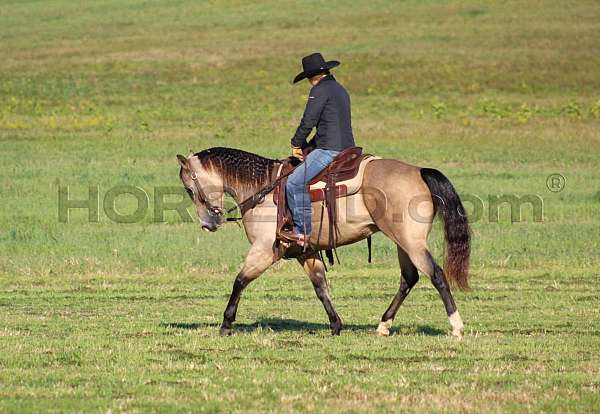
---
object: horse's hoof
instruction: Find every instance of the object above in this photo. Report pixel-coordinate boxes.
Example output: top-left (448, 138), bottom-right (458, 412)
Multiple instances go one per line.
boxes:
top-left (451, 329), bottom-right (463, 340)
top-left (376, 327), bottom-right (389, 336)
top-left (219, 327), bottom-right (233, 336)
top-left (376, 320), bottom-right (392, 336)
top-left (331, 323), bottom-right (342, 336)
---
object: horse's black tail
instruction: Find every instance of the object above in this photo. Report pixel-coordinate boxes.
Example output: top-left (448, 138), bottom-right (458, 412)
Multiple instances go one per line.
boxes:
top-left (420, 168), bottom-right (471, 290)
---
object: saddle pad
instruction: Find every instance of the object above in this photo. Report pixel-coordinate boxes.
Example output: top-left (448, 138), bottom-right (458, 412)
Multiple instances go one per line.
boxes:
top-left (308, 155), bottom-right (380, 202)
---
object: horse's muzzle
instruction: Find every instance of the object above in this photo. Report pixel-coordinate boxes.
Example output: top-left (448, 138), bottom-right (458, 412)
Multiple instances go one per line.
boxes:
top-left (201, 221), bottom-right (219, 232)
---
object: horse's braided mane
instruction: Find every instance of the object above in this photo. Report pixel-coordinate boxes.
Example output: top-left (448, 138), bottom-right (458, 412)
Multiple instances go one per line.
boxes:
top-left (195, 147), bottom-right (279, 190)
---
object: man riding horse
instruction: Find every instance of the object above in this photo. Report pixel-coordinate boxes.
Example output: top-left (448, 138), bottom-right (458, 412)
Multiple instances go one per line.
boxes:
top-left (282, 53), bottom-right (356, 246)
top-left (176, 53), bottom-right (470, 338)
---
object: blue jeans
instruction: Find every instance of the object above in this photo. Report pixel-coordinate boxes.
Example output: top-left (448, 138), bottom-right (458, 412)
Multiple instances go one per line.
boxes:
top-left (286, 148), bottom-right (340, 235)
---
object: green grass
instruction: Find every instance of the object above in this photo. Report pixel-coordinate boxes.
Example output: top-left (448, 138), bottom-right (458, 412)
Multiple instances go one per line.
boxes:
top-left (1, 0), bottom-right (600, 412)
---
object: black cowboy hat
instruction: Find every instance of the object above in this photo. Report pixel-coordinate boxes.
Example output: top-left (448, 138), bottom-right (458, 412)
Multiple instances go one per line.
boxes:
top-left (293, 52), bottom-right (340, 84)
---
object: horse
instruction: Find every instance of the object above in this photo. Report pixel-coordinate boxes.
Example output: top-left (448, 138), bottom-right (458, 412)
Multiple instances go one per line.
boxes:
top-left (176, 147), bottom-right (471, 338)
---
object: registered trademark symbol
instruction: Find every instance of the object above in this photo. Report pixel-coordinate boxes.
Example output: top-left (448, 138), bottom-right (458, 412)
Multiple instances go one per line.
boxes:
top-left (546, 173), bottom-right (566, 192)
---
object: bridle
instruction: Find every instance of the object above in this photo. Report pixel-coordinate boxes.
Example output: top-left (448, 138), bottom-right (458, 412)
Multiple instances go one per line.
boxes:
top-left (189, 169), bottom-right (225, 218)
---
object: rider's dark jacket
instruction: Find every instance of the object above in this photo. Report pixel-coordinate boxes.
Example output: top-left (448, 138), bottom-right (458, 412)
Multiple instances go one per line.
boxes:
top-left (291, 75), bottom-right (355, 151)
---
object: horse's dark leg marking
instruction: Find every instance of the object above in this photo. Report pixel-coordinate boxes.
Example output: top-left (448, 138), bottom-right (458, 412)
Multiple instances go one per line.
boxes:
top-left (430, 262), bottom-right (457, 315)
top-left (377, 247), bottom-right (419, 336)
top-left (220, 245), bottom-right (273, 336)
top-left (313, 278), bottom-right (342, 335)
top-left (299, 256), bottom-right (342, 335)
top-left (220, 274), bottom-right (252, 336)
top-left (427, 251), bottom-right (463, 338)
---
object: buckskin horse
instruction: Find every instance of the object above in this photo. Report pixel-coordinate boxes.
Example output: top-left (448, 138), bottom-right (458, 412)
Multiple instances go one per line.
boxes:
top-left (177, 147), bottom-right (470, 338)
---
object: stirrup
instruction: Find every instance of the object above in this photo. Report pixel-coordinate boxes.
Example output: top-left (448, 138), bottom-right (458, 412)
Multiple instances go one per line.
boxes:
top-left (278, 230), bottom-right (309, 248)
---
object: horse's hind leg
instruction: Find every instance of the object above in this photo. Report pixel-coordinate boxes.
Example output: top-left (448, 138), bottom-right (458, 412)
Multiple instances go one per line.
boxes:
top-left (376, 246), bottom-right (419, 336)
top-left (371, 218), bottom-right (463, 338)
top-left (408, 249), bottom-right (464, 339)
top-left (298, 254), bottom-right (342, 335)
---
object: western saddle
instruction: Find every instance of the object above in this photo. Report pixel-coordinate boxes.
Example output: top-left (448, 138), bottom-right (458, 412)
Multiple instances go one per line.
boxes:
top-left (273, 145), bottom-right (373, 262)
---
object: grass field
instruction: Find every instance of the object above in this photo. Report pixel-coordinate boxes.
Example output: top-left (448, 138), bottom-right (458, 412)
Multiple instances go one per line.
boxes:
top-left (1, 0), bottom-right (600, 412)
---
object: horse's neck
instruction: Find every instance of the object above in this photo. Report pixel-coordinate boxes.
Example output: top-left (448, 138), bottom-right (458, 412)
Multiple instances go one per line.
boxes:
top-left (220, 160), bottom-right (281, 205)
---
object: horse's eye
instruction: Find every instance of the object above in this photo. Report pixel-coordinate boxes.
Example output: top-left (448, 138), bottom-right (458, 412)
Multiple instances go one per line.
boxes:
top-left (185, 188), bottom-right (194, 199)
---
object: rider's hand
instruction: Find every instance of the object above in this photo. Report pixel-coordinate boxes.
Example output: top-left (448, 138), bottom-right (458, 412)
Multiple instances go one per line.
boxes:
top-left (292, 146), bottom-right (304, 161)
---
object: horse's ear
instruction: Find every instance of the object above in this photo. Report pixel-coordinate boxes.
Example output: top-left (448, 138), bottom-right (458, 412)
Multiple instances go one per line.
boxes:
top-left (176, 154), bottom-right (189, 170)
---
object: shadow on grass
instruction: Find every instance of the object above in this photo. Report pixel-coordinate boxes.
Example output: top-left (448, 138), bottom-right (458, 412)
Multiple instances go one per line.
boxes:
top-left (161, 319), bottom-right (446, 336)
top-left (415, 325), bottom-right (446, 336)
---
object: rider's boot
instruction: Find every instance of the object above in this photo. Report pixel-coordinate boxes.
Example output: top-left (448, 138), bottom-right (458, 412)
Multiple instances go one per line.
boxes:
top-left (278, 229), bottom-right (309, 248)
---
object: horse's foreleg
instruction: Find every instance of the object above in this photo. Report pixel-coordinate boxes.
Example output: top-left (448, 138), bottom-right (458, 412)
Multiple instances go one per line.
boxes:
top-left (377, 246), bottom-right (419, 336)
top-left (220, 245), bottom-right (274, 336)
top-left (298, 255), bottom-right (342, 335)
